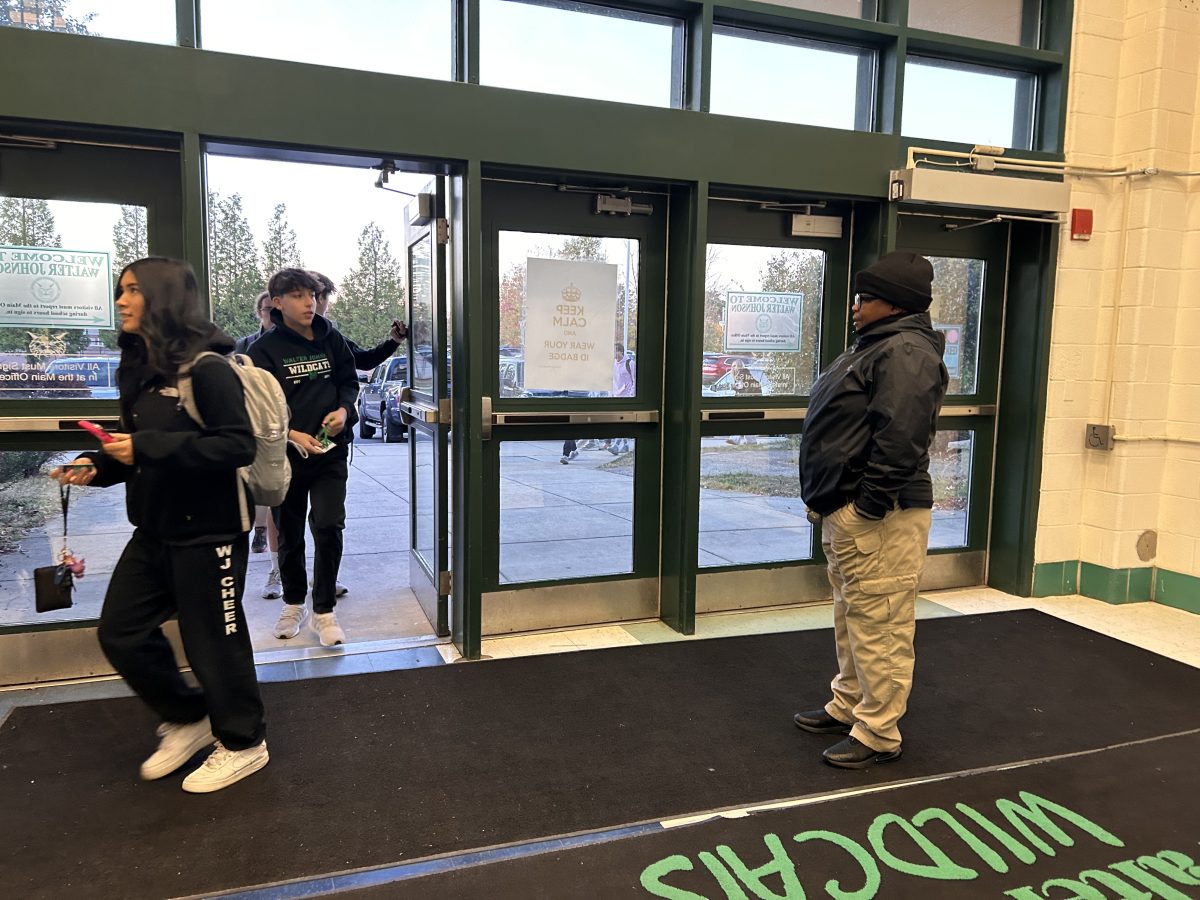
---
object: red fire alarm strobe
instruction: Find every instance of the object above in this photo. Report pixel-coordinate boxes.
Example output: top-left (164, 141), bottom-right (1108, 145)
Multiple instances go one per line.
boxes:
top-left (1070, 208), bottom-right (1093, 241)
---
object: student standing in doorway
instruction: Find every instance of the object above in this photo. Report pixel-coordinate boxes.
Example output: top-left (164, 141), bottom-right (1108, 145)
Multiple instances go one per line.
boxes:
top-left (249, 269), bottom-right (360, 647)
top-left (51, 257), bottom-right (267, 793)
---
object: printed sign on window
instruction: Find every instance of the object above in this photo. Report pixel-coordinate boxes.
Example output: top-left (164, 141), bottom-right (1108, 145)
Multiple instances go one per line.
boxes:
top-left (524, 257), bottom-right (618, 392)
top-left (0, 245), bottom-right (114, 329)
top-left (724, 291), bottom-right (803, 352)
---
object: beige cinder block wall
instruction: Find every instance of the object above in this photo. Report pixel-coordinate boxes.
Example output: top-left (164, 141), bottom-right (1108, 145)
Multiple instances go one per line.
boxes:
top-left (1037, 0), bottom-right (1200, 593)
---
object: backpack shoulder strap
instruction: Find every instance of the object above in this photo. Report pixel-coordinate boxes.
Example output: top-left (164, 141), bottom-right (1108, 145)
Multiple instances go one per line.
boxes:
top-left (176, 351), bottom-right (229, 428)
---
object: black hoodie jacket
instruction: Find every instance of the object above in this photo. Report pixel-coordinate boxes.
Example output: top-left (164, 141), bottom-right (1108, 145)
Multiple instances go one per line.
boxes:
top-left (798, 312), bottom-right (949, 519)
top-left (82, 330), bottom-right (255, 542)
top-left (247, 310), bottom-right (359, 458)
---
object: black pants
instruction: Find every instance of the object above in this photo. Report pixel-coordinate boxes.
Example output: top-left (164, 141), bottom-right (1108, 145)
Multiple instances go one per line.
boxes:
top-left (274, 452), bottom-right (348, 613)
top-left (98, 530), bottom-right (265, 750)
top-left (562, 439), bottom-right (577, 456)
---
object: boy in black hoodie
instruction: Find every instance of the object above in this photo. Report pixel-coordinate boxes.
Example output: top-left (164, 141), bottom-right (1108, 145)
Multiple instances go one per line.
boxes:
top-left (248, 268), bottom-right (360, 647)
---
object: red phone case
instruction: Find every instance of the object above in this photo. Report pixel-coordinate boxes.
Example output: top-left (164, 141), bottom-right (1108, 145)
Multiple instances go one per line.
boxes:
top-left (78, 420), bottom-right (115, 443)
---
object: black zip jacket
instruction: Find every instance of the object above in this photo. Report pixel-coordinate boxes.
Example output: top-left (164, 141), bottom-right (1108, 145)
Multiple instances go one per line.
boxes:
top-left (798, 312), bottom-right (949, 519)
top-left (344, 335), bottom-right (400, 372)
top-left (82, 331), bottom-right (255, 542)
top-left (247, 311), bottom-right (359, 456)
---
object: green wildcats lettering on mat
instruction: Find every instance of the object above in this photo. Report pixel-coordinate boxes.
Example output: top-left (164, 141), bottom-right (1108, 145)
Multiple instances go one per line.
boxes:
top-left (638, 790), bottom-right (1200, 899)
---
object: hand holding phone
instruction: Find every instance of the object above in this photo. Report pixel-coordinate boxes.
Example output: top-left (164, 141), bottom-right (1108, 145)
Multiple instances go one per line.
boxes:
top-left (78, 420), bottom-right (115, 443)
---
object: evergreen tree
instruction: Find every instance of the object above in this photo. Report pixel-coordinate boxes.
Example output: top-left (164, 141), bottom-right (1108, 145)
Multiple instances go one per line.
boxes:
top-left (261, 202), bottom-right (302, 276)
top-left (206, 191), bottom-right (264, 340)
top-left (99, 206), bottom-right (149, 349)
top-left (0, 197), bottom-right (60, 248)
top-left (335, 223), bottom-right (405, 350)
top-left (111, 205), bottom-right (148, 269)
top-left (0, 198), bottom-right (87, 354)
top-left (3, 0), bottom-right (93, 33)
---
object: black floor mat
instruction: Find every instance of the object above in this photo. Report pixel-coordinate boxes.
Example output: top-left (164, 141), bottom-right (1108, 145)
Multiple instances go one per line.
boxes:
top-left (2, 610), bottom-right (1198, 899)
top-left (388, 730), bottom-right (1200, 899)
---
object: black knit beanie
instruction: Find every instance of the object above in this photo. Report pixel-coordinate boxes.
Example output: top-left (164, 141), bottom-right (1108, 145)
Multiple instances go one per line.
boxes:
top-left (853, 251), bottom-right (934, 313)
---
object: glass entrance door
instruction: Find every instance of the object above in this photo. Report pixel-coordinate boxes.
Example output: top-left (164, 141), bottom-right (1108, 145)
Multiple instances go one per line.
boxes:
top-left (480, 178), bottom-right (666, 635)
top-left (404, 179), bottom-right (451, 636)
top-left (696, 195), bottom-right (851, 611)
top-left (896, 212), bottom-right (1008, 588)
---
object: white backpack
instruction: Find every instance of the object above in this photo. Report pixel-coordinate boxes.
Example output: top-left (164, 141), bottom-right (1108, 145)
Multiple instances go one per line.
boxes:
top-left (177, 352), bottom-right (292, 530)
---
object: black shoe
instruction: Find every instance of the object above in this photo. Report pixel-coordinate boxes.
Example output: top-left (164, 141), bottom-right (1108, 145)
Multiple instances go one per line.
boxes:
top-left (793, 709), bottom-right (852, 735)
top-left (822, 735), bottom-right (901, 769)
top-left (250, 527), bottom-right (267, 554)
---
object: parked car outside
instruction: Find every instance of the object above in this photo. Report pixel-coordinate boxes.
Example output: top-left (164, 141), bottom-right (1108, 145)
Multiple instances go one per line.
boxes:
top-left (702, 353), bottom-right (754, 384)
top-left (358, 356), bottom-right (408, 442)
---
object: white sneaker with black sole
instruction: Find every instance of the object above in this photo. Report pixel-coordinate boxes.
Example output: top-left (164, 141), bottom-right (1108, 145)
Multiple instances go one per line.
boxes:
top-left (181, 741), bottom-right (269, 793)
top-left (273, 603), bottom-right (307, 639)
top-left (261, 568), bottom-right (282, 599)
top-left (313, 611), bottom-right (346, 646)
top-left (141, 717), bottom-right (215, 780)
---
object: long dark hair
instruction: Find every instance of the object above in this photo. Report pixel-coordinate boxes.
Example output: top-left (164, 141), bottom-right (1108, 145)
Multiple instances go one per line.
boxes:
top-left (116, 257), bottom-right (229, 377)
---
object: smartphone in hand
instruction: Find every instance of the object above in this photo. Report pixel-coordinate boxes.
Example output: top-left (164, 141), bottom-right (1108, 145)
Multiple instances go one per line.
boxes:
top-left (78, 420), bottom-right (115, 443)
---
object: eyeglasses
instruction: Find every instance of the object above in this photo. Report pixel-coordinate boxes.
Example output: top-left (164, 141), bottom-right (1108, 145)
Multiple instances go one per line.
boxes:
top-left (853, 294), bottom-right (881, 307)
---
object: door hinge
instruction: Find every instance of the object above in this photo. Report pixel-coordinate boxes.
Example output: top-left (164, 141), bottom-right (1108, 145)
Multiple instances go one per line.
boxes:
top-left (438, 570), bottom-right (452, 595)
top-left (436, 218), bottom-right (450, 245)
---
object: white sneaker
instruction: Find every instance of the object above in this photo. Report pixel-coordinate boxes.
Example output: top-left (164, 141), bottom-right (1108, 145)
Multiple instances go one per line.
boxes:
top-left (181, 741), bottom-right (269, 793)
top-left (274, 603), bottom-right (307, 639)
top-left (314, 611), bottom-right (346, 646)
top-left (335, 581), bottom-right (348, 598)
top-left (261, 568), bottom-right (282, 599)
top-left (141, 717), bottom-right (215, 780)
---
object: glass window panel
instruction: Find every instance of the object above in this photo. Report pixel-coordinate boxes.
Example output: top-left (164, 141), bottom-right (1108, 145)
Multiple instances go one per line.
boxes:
top-left (481, 0), bottom-right (681, 108)
top-left (903, 58), bottom-right (1032, 149)
top-left (497, 231), bottom-right (639, 399)
top-left (0, 198), bottom-right (135, 401)
top-left (413, 428), bottom-right (435, 566)
top-left (929, 429), bottom-right (973, 549)
top-left (927, 255), bottom-right (983, 395)
top-left (711, 29), bottom-right (871, 129)
top-left (702, 244), bottom-right (825, 397)
top-left (0, 449), bottom-right (134, 627)
top-left (409, 231), bottom-right (434, 395)
top-left (908, 0), bottom-right (1037, 47)
top-left (698, 434), bottom-right (813, 567)
top-left (499, 438), bottom-right (635, 584)
top-left (3, 0), bottom-right (175, 43)
top-left (754, 0), bottom-right (866, 16)
top-left (200, 0), bottom-right (453, 80)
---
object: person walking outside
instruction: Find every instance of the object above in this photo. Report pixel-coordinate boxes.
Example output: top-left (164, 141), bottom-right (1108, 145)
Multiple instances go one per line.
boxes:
top-left (51, 257), bottom-right (268, 793)
top-left (792, 251), bottom-right (948, 769)
top-left (608, 342), bottom-right (635, 454)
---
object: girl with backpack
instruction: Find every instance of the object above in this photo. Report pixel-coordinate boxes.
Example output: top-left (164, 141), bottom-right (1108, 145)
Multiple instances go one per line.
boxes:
top-left (51, 257), bottom-right (268, 793)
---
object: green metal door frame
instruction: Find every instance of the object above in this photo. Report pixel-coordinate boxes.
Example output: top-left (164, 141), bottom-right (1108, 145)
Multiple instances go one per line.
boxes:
top-left (895, 210), bottom-right (1013, 563)
top-left (476, 174), bottom-right (669, 622)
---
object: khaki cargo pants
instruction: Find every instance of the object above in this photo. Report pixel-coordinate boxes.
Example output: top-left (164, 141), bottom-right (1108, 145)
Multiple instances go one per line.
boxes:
top-left (821, 503), bottom-right (932, 753)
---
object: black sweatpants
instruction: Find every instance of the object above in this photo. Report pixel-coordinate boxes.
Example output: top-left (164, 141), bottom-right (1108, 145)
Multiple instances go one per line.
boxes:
top-left (98, 529), bottom-right (265, 750)
top-left (273, 451), bottom-right (348, 614)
